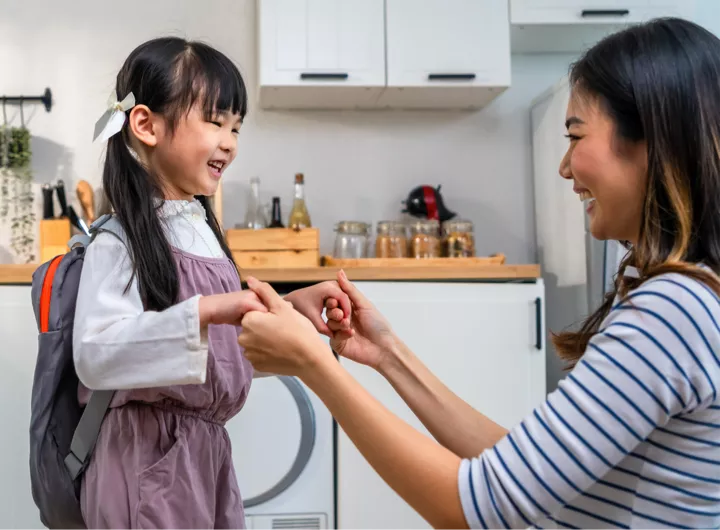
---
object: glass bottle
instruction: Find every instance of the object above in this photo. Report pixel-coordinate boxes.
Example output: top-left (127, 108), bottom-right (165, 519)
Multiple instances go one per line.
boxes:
top-left (288, 173), bottom-right (311, 230)
top-left (242, 176), bottom-right (267, 230)
top-left (269, 197), bottom-right (284, 228)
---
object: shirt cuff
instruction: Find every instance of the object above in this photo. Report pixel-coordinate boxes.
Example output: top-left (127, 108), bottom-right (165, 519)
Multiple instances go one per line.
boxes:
top-left (458, 458), bottom-right (482, 529)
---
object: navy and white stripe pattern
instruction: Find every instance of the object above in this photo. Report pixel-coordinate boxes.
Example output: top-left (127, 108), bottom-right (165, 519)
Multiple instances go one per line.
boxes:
top-left (459, 273), bottom-right (720, 528)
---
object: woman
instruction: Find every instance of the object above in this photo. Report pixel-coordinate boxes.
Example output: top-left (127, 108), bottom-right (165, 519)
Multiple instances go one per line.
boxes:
top-left (239, 17), bottom-right (720, 529)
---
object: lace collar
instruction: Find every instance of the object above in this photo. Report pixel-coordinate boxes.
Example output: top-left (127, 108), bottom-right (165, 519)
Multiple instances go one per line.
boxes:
top-left (154, 198), bottom-right (208, 220)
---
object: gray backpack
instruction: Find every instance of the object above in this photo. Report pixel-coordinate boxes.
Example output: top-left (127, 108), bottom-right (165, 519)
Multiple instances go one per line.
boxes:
top-left (29, 215), bottom-right (116, 529)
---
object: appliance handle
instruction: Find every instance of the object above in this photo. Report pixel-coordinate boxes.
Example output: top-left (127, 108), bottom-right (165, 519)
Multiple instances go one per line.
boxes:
top-left (581, 9), bottom-right (629, 17)
top-left (300, 72), bottom-right (349, 80)
top-left (428, 73), bottom-right (476, 81)
top-left (535, 297), bottom-right (542, 351)
top-left (242, 375), bottom-right (317, 508)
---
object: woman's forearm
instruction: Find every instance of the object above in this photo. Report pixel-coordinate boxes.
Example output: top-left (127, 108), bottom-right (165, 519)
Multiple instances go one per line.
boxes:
top-left (303, 356), bottom-right (467, 530)
top-left (379, 338), bottom-right (508, 459)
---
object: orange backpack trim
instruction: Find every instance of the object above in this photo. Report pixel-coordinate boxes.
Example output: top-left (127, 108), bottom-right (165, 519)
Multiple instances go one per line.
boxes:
top-left (40, 255), bottom-right (64, 333)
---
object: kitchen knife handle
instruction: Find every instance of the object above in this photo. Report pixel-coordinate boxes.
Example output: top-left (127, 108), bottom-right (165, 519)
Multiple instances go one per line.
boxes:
top-left (42, 184), bottom-right (54, 219)
top-left (56, 180), bottom-right (68, 218)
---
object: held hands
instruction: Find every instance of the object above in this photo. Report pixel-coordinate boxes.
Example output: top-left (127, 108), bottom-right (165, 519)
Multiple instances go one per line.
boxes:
top-left (324, 271), bottom-right (397, 371)
top-left (283, 281), bottom-right (352, 337)
top-left (199, 290), bottom-right (268, 327)
top-left (238, 277), bottom-right (333, 376)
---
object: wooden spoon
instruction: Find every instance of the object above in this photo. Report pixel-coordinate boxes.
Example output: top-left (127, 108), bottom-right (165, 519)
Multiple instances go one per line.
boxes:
top-left (76, 180), bottom-right (95, 224)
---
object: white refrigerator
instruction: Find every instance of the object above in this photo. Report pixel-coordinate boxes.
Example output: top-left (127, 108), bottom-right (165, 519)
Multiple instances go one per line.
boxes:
top-left (530, 77), bottom-right (625, 390)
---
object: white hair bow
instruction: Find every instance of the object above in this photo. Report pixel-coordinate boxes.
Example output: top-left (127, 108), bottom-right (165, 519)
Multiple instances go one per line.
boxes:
top-left (92, 91), bottom-right (136, 143)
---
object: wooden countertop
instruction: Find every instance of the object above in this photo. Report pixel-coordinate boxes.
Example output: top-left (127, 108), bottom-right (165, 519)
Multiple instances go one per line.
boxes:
top-left (0, 262), bottom-right (540, 285)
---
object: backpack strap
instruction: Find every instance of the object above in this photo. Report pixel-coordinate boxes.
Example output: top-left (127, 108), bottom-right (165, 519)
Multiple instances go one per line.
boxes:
top-left (64, 213), bottom-right (118, 480)
top-left (64, 390), bottom-right (114, 479)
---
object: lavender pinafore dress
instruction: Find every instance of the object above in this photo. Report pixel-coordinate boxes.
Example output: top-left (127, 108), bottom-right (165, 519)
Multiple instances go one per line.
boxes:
top-left (79, 249), bottom-right (253, 529)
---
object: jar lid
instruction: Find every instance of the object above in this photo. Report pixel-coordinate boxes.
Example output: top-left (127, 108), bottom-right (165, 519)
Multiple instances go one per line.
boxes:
top-left (335, 221), bottom-right (370, 234)
top-left (377, 221), bottom-right (407, 235)
top-left (442, 219), bottom-right (474, 233)
top-left (409, 219), bottom-right (440, 234)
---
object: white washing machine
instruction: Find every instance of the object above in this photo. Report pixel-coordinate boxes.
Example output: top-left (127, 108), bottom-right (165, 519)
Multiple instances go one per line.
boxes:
top-left (226, 371), bottom-right (335, 530)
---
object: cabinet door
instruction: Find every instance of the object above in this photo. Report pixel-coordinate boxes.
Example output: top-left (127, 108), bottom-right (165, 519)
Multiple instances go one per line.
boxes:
top-left (384, 0), bottom-right (510, 88)
top-left (337, 281), bottom-right (546, 529)
top-left (258, 0), bottom-right (385, 87)
top-left (511, 0), bottom-right (694, 25)
top-left (0, 286), bottom-right (43, 528)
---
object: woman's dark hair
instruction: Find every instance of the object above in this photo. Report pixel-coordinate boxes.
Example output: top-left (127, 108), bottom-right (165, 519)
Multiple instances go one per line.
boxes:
top-left (553, 17), bottom-right (720, 365)
top-left (103, 37), bottom-right (248, 311)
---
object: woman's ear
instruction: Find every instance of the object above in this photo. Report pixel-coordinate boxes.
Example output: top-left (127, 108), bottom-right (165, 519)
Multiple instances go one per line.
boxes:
top-left (127, 105), bottom-right (159, 148)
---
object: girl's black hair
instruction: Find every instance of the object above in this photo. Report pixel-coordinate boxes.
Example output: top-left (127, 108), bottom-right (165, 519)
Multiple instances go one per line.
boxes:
top-left (103, 37), bottom-right (248, 311)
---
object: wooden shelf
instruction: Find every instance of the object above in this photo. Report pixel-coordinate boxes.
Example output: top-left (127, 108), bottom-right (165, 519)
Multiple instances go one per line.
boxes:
top-left (0, 264), bottom-right (38, 284)
top-left (1, 262), bottom-right (540, 285)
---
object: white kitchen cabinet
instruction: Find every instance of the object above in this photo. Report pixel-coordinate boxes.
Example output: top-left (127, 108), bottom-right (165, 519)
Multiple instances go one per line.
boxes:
top-left (337, 280), bottom-right (546, 529)
top-left (510, 0), bottom-right (697, 52)
top-left (378, 0), bottom-right (511, 109)
top-left (0, 286), bottom-right (43, 529)
top-left (257, 0), bottom-right (386, 109)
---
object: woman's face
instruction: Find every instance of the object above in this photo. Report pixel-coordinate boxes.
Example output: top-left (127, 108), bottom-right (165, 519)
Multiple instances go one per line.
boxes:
top-left (559, 90), bottom-right (648, 244)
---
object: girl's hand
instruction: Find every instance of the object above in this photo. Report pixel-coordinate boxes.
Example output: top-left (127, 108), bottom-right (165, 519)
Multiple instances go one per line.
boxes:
top-left (239, 277), bottom-right (334, 376)
top-left (199, 291), bottom-right (268, 327)
top-left (284, 281), bottom-right (352, 337)
top-left (324, 271), bottom-right (397, 371)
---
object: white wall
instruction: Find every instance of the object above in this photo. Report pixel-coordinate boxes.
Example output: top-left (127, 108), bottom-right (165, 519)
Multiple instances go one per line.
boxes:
top-left (0, 0), bottom-right (576, 263)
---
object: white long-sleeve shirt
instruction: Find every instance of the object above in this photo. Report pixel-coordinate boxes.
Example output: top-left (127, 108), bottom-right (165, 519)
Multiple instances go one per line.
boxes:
top-left (459, 271), bottom-right (720, 528)
top-left (73, 199), bottom-right (229, 391)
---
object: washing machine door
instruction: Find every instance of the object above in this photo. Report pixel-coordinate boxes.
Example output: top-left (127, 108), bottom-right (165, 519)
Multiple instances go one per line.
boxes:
top-left (226, 375), bottom-right (316, 508)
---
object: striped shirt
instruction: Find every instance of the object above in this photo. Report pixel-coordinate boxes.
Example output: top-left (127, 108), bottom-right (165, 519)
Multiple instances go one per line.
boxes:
top-left (459, 272), bottom-right (720, 528)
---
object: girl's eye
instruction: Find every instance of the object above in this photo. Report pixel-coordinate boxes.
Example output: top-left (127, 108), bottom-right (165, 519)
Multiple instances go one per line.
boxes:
top-left (211, 121), bottom-right (222, 127)
top-left (232, 129), bottom-right (240, 135)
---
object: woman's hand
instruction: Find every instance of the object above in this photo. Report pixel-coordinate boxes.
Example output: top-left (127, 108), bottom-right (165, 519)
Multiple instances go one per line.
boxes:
top-left (324, 270), bottom-right (398, 370)
top-left (239, 277), bottom-right (334, 377)
top-left (199, 290), bottom-right (267, 327)
top-left (284, 281), bottom-right (352, 337)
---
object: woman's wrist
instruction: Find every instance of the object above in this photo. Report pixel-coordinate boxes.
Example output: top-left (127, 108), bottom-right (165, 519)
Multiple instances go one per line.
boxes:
top-left (377, 335), bottom-right (411, 378)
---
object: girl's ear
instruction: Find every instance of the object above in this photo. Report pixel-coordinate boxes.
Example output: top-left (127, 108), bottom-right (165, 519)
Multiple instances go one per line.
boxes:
top-left (127, 105), bottom-right (160, 147)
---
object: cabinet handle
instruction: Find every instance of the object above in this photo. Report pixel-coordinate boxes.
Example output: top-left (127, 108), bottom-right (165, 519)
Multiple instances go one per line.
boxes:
top-left (428, 73), bottom-right (476, 81)
top-left (581, 9), bottom-right (629, 17)
top-left (535, 297), bottom-right (542, 350)
top-left (300, 73), bottom-right (349, 80)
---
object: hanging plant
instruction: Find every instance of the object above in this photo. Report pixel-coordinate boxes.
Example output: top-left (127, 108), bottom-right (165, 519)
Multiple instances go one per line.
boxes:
top-left (0, 125), bottom-right (9, 220)
top-left (0, 126), bottom-right (35, 263)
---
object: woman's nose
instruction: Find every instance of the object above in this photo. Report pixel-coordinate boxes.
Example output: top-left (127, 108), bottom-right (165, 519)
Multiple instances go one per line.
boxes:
top-left (558, 148), bottom-right (572, 180)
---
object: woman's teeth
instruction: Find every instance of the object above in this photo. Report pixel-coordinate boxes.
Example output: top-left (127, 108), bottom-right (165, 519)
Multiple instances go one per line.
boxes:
top-left (578, 191), bottom-right (593, 201)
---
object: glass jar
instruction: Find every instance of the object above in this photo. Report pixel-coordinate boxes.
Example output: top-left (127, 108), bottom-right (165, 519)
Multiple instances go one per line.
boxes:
top-left (375, 221), bottom-right (408, 258)
top-left (409, 219), bottom-right (441, 258)
top-left (442, 219), bottom-right (475, 258)
top-left (333, 221), bottom-right (370, 259)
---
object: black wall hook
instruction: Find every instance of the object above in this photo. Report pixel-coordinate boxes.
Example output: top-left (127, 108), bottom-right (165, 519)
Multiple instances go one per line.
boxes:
top-left (0, 88), bottom-right (53, 112)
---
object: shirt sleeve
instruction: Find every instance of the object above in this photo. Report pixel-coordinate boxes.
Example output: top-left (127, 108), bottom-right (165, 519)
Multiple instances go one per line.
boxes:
top-left (73, 231), bottom-right (208, 390)
top-left (458, 274), bottom-right (719, 528)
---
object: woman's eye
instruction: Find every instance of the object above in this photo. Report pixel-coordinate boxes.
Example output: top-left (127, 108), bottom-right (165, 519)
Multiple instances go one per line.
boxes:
top-left (565, 134), bottom-right (580, 141)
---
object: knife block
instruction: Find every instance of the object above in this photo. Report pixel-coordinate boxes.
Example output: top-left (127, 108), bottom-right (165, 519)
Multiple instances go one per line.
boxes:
top-left (39, 218), bottom-right (71, 262)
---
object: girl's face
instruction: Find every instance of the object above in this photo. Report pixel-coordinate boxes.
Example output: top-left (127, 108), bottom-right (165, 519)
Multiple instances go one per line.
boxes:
top-left (558, 91), bottom-right (648, 244)
top-left (136, 103), bottom-right (242, 200)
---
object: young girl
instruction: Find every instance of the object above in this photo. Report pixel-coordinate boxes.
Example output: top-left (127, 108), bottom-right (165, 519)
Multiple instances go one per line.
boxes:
top-left (72, 37), bottom-right (349, 528)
